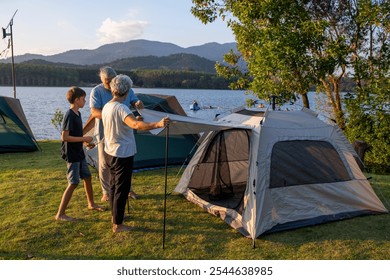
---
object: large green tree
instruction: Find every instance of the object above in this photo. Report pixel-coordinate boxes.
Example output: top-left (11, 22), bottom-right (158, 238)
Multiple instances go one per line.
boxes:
top-left (191, 0), bottom-right (388, 130)
top-left (192, 0), bottom-right (319, 109)
top-left (192, 0), bottom-right (389, 171)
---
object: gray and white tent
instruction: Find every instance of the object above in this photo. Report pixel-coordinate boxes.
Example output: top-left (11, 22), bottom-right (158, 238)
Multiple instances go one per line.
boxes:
top-left (142, 107), bottom-right (388, 240)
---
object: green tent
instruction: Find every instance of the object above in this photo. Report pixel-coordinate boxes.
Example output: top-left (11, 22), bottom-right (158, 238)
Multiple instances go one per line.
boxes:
top-left (133, 93), bottom-right (199, 168)
top-left (83, 93), bottom-right (199, 169)
top-left (0, 95), bottom-right (39, 153)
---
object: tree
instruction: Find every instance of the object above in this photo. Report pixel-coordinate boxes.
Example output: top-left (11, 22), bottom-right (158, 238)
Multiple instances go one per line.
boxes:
top-left (192, 0), bottom-right (319, 108)
top-left (192, 0), bottom-right (390, 172)
top-left (191, 0), bottom-right (388, 130)
top-left (344, 0), bottom-right (390, 173)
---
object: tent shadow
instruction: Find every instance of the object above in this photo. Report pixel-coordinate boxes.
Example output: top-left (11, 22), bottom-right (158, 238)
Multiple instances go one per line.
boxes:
top-left (259, 212), bottom-right (390, 245)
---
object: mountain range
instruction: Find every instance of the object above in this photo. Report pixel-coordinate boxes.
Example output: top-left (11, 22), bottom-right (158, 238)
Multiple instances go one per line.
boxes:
top-left (0, 39), bottom-right (237, 66)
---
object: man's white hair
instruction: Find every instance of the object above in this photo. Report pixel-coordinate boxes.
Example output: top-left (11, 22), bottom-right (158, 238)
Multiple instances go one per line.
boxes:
top-left (110, 74), bottom-right (133, 97)
top-left (99, 66), bottom-right (117, 79)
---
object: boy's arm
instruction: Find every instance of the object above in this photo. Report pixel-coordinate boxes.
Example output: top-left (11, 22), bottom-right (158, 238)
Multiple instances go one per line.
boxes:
top-left (62, 130), bottom-right (93, 143)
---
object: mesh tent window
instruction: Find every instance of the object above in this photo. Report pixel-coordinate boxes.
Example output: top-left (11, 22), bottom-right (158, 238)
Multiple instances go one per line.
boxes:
top-left (270, 140), bottom-right (351, 188)
top-left (188, 129), bottom-right (250, 210)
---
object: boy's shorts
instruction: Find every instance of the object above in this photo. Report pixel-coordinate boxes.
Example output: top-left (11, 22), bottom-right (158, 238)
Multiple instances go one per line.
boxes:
top-left (66, 158), bottom-right (91, 185)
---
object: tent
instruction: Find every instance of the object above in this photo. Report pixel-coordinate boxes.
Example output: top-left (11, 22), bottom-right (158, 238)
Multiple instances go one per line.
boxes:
top-left (165, 107), bottom-right (388, 240)
top-left (83, 93), bottom-right (199, 169)
top-left (0, 95), bottom-right (39, 153)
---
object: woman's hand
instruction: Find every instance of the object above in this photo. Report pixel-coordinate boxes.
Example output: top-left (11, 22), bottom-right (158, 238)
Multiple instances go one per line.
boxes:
top-left (157, 117), bottom-right (170, 128)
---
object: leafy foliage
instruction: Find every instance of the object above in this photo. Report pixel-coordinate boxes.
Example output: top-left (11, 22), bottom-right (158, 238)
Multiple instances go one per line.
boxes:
top-left (191, 0), bottom-right (390, 172)
top-left (51, 108), bottom-right (64, 134)
top-left (343, 0), bottom-right (390, 173)
top-left (344, 76), bottom-right (390, 173)
top-left (192, 0), bottom-right (324, 107)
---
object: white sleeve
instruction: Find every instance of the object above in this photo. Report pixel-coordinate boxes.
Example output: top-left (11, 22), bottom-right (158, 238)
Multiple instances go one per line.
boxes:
top-left (119, 104), bottom-right (133, 122)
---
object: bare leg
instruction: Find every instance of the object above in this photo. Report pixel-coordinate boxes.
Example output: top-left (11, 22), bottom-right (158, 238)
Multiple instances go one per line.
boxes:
top-left (55, 184), bottom-right (78, 221)
top-left (98, 141), bottom-right (110, 202)
top-left (128, 186), bottom-right (139, 199)
top-left (84, 177), bottom-right (105, 211)
top-left (113, 223), bottom-right (134, 233)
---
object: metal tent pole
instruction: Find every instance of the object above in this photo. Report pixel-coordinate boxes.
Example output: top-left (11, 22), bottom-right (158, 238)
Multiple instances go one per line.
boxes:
top-left (162, 125), bottom-right (169, 249)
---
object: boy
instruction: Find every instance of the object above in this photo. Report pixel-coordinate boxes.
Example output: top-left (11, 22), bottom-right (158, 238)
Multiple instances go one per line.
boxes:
top-left (55, 87), bottom-right (104, 221)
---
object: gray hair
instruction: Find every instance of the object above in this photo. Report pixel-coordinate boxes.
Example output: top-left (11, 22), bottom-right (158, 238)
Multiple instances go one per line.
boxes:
top-left (99, 66), bottom-right (117, 79)
top-left (110, 74), bottom-right (133, 97)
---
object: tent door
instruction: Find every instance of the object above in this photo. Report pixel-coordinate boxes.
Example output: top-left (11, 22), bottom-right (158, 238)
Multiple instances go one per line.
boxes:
top-left (189, 129), bottom-right (250, 212)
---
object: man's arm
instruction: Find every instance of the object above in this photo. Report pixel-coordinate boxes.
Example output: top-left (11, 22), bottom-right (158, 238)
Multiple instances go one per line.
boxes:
top-left (91, 107), bottom-right (103, 119)
top-left (128, 88), bottom-right (144, 109)
top-left (131, 100), bottom-right (144, 110)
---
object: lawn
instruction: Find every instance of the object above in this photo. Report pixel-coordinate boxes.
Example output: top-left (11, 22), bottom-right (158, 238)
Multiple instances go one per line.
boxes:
top-left (0, 141), bottom-right (389, 260)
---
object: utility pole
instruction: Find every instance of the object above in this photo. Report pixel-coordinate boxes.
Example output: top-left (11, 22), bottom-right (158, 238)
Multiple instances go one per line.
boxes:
top-left (2, 10), bottom-right (18, 98)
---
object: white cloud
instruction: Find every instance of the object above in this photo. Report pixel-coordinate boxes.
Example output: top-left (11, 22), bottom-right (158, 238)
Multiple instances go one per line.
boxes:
top-left (97, 18), bottom-right (149, 44)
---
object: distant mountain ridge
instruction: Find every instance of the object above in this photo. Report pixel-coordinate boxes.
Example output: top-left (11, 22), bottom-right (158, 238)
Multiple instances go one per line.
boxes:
top-left (109, 53), bottom-right (218, 73)
top-left (0, 39), bottom-right (236, 65)
top-left (20, 53), bottom-right (218, 73)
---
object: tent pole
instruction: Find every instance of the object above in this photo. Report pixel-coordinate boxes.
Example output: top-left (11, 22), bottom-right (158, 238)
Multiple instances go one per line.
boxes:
top-left (162, 125), bottom-right (169, 249)
top-left (271, 95), bottom-right (276, 111)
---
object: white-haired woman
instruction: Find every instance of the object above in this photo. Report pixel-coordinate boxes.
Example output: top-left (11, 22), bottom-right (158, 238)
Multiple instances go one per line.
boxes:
top-left (102, 74), bottom-right (169, 233)
top-left (89, 66), bottom-right (143, 202)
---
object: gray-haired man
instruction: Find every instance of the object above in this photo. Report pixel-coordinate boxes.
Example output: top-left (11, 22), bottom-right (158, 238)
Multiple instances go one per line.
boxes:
top-left (89, 67), bottom-right (144, 202)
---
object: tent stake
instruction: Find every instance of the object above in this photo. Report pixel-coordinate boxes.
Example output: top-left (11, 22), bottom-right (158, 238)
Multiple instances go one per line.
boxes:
top-left (163, 125), bottom-right (169, 249)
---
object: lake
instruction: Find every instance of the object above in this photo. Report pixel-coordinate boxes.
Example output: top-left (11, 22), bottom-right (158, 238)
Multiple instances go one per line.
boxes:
top-left (0, 86), bottom-right (313, 140)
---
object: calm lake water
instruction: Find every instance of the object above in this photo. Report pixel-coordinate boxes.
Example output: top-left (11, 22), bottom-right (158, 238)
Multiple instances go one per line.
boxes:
top-left (0, 86), bottom-right (313, 140)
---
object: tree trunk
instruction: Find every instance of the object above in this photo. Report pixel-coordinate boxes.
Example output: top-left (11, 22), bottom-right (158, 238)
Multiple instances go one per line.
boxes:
top-left (301, 93), bottom-right (310, 109)
top-left (353, 140), bottom-right (370, 171)
top-left (333, 79), bottom-right (346, 130)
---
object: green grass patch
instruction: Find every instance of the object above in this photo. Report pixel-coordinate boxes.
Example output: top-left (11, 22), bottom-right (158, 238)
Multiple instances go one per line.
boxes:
top-left (0, 141), bottom-right (389, 260)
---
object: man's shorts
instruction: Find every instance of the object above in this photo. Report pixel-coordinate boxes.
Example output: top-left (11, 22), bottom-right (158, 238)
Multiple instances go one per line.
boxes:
top-left (66, 158), bottom-right (91, 185)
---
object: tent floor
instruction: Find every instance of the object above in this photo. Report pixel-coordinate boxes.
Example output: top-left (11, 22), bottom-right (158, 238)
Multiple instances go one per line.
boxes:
top-left (191, 183), bottom-right (246, 213)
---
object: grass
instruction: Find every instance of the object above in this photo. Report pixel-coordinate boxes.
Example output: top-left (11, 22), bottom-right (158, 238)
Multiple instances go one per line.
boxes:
top-left (0, 141), bottom-right (389, 260)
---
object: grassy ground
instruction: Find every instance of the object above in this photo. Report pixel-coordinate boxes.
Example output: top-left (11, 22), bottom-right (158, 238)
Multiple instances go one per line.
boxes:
top-left (0, 141), bottom-right (389, 260)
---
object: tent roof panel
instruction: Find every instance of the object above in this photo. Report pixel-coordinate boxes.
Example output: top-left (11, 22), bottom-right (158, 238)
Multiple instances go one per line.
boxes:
top-left (263, 110), bottom-right (327, 129)
top-left (140, 108), bottom-right (250, 135)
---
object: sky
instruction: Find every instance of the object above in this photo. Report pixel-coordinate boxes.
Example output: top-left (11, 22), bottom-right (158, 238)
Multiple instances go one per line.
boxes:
top-left (0, 0), bottom-right (235, 57)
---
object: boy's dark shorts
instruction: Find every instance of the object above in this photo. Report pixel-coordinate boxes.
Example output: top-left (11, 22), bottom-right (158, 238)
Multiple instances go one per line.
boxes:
top-left (66, 159), bottom-right (91, 185)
